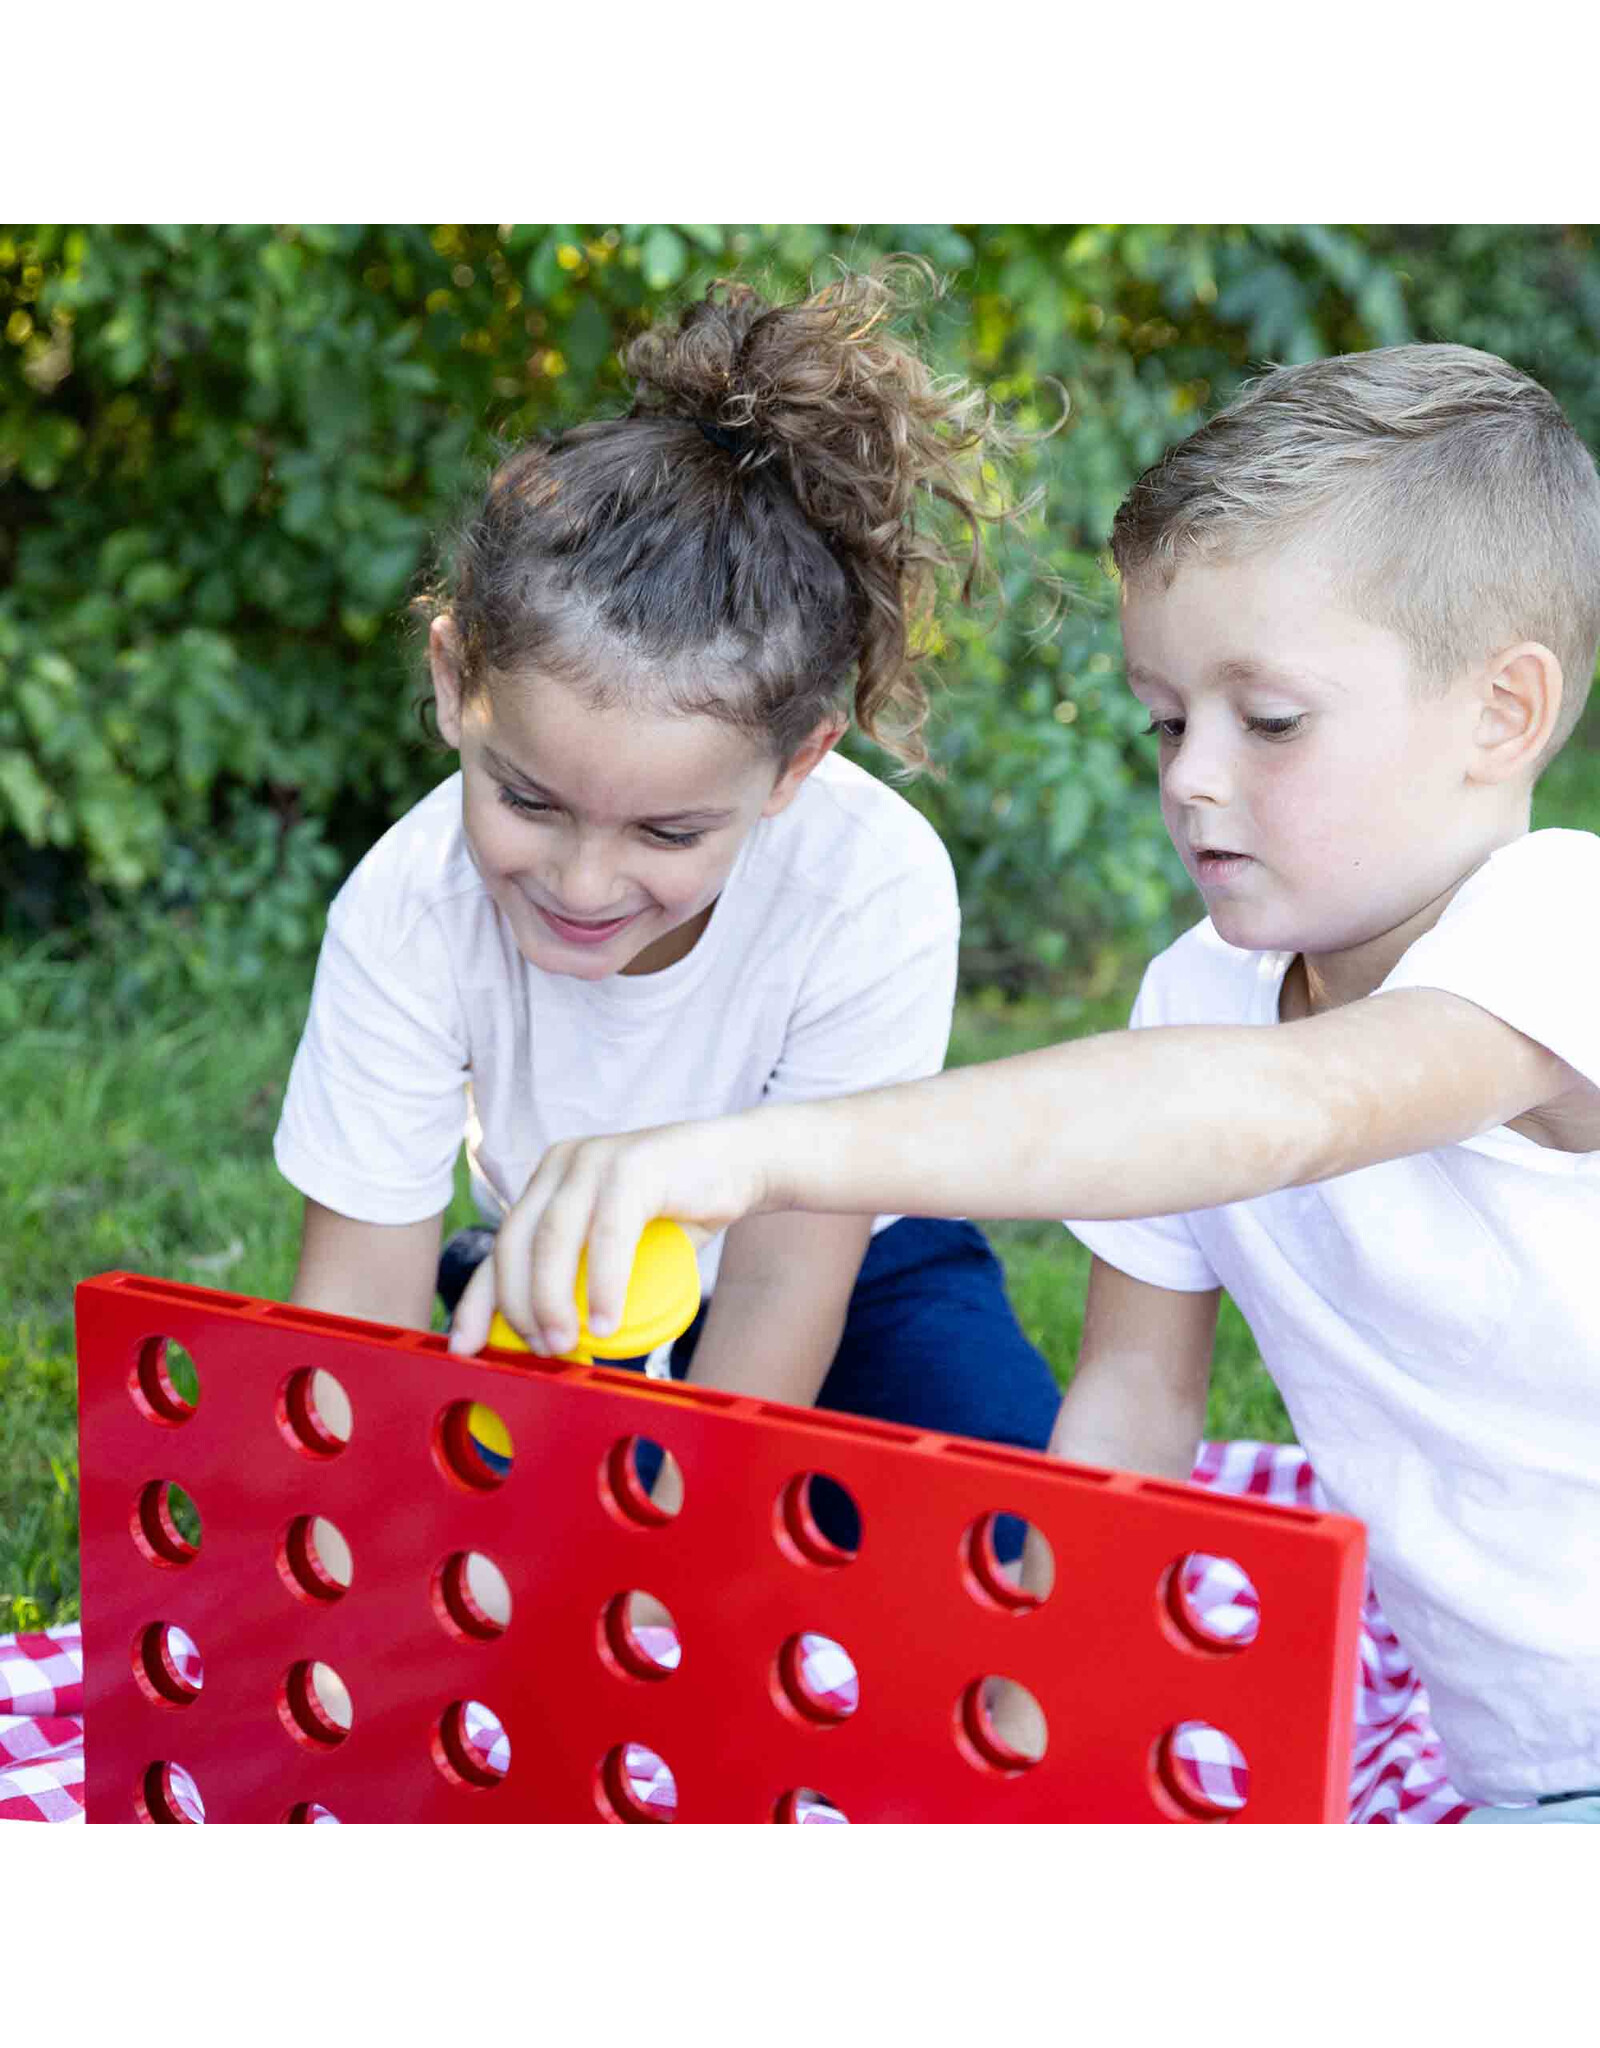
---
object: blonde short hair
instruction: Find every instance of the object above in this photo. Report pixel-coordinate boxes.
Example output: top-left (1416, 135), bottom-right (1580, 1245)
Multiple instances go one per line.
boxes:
top-left (1111, 344), bottom-right (1600, 757)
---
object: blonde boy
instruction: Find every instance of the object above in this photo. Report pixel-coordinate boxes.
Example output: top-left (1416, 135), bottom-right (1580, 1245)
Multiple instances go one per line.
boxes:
top-left (454, 345), bottom-right (1600, 1819)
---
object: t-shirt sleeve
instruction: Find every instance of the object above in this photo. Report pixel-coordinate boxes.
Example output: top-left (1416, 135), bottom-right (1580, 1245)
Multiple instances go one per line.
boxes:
top-left (1060, 960), bottom-right (1222, 1294)
top-left (273, 891), bottom-right (469, 1225)
top-left (1379, 829), bottom-right (1600, 1088)
top-left (760, 849), bottom-right (959, 1105)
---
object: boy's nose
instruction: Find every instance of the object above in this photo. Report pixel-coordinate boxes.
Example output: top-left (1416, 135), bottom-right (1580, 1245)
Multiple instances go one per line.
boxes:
top-left (1162, 726), bottom-right (1232, 808)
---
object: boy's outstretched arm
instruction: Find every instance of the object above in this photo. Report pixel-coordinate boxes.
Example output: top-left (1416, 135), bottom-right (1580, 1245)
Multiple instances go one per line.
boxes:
top-left (452, 986), bottom-right (1569, 1355)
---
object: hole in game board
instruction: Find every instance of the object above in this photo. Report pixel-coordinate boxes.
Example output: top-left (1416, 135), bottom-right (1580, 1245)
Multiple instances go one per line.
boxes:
top-left (132, 1622), bottom-right (204, 1706)
top-left (1156, 1720), bottom-right (1251, 1819)
top-left (278, 1515), bottom-right (353, 1604)
top-left (285, 1802), bottom-right (340, 1823)
top-left (600, 1436), bottom-right (683, 1527)
top-left (433, 1700), bottom-right (511, 1789)
top-left (599, 1591), bottom-right (682, 1681)
top-left (960, 1512), bottom-right (1054, 1613)
top-left (433, 1400), bottom-right (514, 1491)
top-left (774, 1633), bottom-right (860, 1726)
top-left (774, 1787), bottom-right (849, 1824)
top-left (1162, 1553), bottom-right (1262, 1652)
top-left (279, 1660), bottom-right (354, 1749)
top-left (276, 1369), bottom-right (352, 1459)
top-left (956, 1677), bottom-right (1048, 1773)
top-left (135, 1760), bottom-right (205, 1824)
top-left (595, 1743), bottom-right (677, 1823)
top-left (131, 1480), bottom-right (202, 1567)
top-left (774, 1472), bottom-right (861, 1566)
top-left (129, 1336), bottom-right (201, 1425)
top-left (434, 1550), bottom-right (513, 1640)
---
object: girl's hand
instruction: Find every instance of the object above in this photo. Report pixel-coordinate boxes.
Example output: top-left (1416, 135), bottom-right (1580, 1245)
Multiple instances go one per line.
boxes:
top-left (447, 1114), bottom-right (773, 1358)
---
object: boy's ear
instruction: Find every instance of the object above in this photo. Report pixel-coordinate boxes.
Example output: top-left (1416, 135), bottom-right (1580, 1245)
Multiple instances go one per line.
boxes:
top-left (429, 615), bottom-right (467, 750)
top-left (761, 714), bottom-right (848, 818)
top-left (1468, 642), bottom-right (1564, 785)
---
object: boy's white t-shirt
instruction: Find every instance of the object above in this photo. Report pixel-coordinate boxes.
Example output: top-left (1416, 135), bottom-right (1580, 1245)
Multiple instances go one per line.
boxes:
top-left (1064, 829), bottom-right (1600, 1805)
top-left (274, 752), bottom-right (959, 1294)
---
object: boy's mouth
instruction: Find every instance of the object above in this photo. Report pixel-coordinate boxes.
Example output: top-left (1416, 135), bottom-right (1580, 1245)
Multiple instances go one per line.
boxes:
top-left (1191, 847), bottom-right (1254, 879)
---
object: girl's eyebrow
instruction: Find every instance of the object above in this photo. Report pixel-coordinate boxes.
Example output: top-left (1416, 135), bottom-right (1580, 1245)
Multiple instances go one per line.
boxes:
top-left (481, 747), bottom-right (735, 825)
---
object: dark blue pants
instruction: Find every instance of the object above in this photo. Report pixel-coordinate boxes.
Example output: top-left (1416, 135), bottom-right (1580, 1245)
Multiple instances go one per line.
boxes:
top-left (443, 1216), bottom-right (1061, 1558)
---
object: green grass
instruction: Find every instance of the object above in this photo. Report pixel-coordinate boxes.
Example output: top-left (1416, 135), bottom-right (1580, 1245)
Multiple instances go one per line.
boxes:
top-left (0, 948), bottom-right (1293, 1634)
top-left (0, 946), bottom-right (484, 1630)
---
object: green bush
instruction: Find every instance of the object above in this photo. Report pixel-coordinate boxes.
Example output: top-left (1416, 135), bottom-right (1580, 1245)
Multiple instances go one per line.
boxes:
top-left (4, 224), bottom-right (1599, 995)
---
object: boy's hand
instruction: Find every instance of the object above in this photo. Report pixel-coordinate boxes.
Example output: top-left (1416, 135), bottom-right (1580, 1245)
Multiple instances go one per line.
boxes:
top-left (447, 1114), bottom-right (773, 1358)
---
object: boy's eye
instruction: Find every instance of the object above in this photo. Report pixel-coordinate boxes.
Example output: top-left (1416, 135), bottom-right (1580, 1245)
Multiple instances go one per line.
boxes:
top-left (1143, 717), bottom-right (1185, 743)
top-left (1246, 715), bottom-right (1305, 739)
top-left (643, 826), bottom-right (704, 849)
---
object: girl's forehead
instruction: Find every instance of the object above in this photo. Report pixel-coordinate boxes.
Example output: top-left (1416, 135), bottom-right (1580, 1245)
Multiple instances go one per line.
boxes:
top-left (477, 673), bottom-right (772, 812)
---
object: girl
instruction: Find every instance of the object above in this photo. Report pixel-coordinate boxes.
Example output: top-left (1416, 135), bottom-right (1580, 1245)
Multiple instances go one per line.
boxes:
top-left (276, 262), bottom-right (1059, 1551)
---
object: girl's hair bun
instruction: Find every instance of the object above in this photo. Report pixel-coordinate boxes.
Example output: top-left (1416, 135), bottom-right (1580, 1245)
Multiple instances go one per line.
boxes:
top-left (420, 259), bottom-right (1036, 772)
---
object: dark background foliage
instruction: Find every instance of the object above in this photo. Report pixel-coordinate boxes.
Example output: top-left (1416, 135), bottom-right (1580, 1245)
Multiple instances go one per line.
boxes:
top-left (4, 223), bottom-right (1600, 1005)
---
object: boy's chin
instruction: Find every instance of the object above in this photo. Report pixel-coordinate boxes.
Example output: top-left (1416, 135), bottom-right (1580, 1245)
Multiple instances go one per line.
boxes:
top-left (1203, 902), bottom-right (1293, 953)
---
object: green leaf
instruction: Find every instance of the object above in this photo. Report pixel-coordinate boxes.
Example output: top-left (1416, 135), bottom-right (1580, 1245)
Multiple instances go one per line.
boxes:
top-left (0, 750), bottom-right (53, 841)
top-left (124, 561), bottom-right (188, 608)
top-left (640, 227), bottom-right (688, 292)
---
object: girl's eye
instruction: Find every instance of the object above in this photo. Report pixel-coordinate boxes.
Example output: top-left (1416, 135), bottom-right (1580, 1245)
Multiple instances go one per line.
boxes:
top-left (497, 785), bottom-right (553, 819)
top-left (1142, 718), bottom-right (1185, 743)
top-left (1246, 715), bottom-right (1305, 739)
top-left (643, 826), bottom-right (704, 849)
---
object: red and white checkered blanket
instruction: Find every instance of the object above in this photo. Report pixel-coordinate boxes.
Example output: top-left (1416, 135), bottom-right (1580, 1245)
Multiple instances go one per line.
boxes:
top-left (0, 1441), bottom-right (1475, 1824)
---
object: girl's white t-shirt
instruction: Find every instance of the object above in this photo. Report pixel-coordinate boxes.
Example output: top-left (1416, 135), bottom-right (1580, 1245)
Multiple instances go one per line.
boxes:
top-left (1064, 829), bottom-right (1600, 1805)
top-left (274, 752), bottom-right (959, 1292)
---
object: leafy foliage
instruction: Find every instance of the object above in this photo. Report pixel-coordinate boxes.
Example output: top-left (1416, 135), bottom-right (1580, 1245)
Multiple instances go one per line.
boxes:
top-left (4, 224), bottom-right (1600, 993)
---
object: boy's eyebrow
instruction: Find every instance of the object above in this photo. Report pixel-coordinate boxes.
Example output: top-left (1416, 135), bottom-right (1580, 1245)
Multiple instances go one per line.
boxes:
top-left (481, 747), bottom-right (736, 824)
top-left (1124, 659), bottom-right (1344, 693)
top-left (1212, 656), bottom-right (1346, 693)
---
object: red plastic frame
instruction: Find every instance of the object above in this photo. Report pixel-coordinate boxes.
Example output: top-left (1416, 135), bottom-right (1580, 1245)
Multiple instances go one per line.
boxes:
top-left (76, 1271), bottom-right (1365, 1822)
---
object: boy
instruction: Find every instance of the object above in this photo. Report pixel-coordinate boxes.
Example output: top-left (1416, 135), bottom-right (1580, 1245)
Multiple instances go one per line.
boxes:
top-left (452, 345), bottom-right (1600, 1820)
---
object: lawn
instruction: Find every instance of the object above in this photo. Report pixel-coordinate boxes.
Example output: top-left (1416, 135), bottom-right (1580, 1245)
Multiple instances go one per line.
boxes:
top-left (0, 948), bottom-right (1295, 1633)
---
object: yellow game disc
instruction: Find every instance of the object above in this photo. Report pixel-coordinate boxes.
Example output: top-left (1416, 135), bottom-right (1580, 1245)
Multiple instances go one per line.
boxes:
top-left (481, 1217), bottom-right (701, 1363)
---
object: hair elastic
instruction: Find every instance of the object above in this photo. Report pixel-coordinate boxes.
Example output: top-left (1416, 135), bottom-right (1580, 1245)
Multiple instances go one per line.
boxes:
top-left (693, 417), bottom-right (746, 457)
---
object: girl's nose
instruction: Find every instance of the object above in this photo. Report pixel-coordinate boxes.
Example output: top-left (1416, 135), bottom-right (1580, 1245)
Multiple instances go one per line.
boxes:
top-left (551, 837), bottom-right (620, 915)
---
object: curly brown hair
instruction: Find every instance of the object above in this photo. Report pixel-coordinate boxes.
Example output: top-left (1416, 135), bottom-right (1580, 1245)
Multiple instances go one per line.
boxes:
top-left (416, 258), bottom-right (1028, 770)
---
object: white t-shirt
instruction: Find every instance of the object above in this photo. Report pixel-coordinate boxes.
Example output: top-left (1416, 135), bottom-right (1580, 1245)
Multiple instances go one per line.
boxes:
top-left (1065, 829), bottom-right (1600, 1804)
top-left (275, 752), bottom-right (959, 1293)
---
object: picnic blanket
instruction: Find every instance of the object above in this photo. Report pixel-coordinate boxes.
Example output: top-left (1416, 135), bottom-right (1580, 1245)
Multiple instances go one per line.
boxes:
top-left (0, 1440), bottom-right (1476, 1824)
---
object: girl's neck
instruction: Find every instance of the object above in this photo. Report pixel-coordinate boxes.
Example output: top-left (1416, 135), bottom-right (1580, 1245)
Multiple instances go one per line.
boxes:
top-left (620, 901), bottom-right (717, 976)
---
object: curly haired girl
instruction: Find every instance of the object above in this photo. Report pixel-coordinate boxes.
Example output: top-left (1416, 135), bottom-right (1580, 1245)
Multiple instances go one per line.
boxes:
top-left (275, 260), bottom-right (1059, 1551)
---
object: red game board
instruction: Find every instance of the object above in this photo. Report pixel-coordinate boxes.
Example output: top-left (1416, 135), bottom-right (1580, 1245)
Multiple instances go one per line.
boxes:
top-left (76, 1271), bottom-right (1365, 1823)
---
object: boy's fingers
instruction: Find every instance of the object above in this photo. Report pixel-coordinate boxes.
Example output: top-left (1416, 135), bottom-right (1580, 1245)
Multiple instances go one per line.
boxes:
top-left (578, 1182), bottom-right (654, 1337)
top-left (525, 1167), bottom-right (623, 1349)
top-left (448, 1253), bottom-right (497, 1355)
top-left (490, 1146), bottom-right (589, 1354)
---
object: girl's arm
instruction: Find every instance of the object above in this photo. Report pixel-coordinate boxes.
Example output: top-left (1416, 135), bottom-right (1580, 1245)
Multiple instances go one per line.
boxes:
top-left (677, 1210), bottom-right (874, 1404)
top-left (449, 986), bottom-right (1569, 1357)
top-left (290, 1196), bottom-right (443, 1332)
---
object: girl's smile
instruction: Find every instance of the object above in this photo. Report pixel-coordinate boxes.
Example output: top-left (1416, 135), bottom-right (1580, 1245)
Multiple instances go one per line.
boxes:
top-left (429, 625), bottom-right (839, 982)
